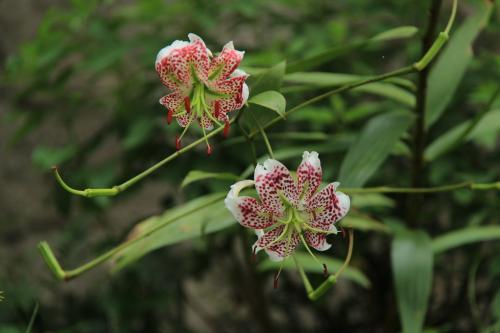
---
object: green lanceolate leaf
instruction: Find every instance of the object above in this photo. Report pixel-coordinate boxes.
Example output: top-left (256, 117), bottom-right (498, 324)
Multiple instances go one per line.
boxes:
top-left (432, 225), bottom-right (500, 255)
top-left (392, 229), bottom-right (433, 333)
top-left (338, 110), bottom-right (415, 187)
top-left (287, 25), bottom-right (418, 73)
top-left (181, 170), bottom-right (240, 188)
top-left (425, 109), bottom-right (500, 161)
top-left (284, 72), bottom-right (415, 106)
top-left (248, 90), bottom-right (287, 118)
top-left (259, 251), bottom-right (371, 288)
top-left (339, 214), bottom-right (391, 233)
top-left (425, 1), bottom-right (494, 128)
top-left (112, 193), bottom-right (233, 271)
top-left (250, 61), bottom-right (286, 95)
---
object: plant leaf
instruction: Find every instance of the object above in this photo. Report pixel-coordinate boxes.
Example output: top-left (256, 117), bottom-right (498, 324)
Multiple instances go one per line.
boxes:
top-left (250, 61), bottom-right (286, 95)
top-left (248, 90), bottom-right (286, 118)
top-left (392, 229), bottom-right (433, 333)
top-left (425, 109), bottom-right (500, 161)
top-left (258, 251), bottom-right (371, 288)
top-left (287, 25), bottom-right (418, 73)
top-left (339, 214), bottom-right (391, 233)
top-left (338, 111), bottom-right (415, 187)
top-left (181, 170), bottom-right (240, 188)
top-left (432, 226), bottom-right (500, 255)
top-left (425, 1), bottom-right (494, 128)
top-left (112, 193), bottom-right (233, 271)
top-left (284, 72), bottom-right (415, 106)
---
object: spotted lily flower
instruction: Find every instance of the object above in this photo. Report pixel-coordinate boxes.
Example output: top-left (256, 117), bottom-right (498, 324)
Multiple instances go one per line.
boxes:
top-left (156, 33), bottom-right (249, 154)
top-left (225, 151), bottom-right (350, 262)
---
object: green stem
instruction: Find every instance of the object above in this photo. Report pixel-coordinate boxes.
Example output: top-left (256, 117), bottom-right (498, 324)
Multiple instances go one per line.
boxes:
top-left (38, 193), bottom-right (225, 281)
top-left (249, 110), bottom-right (275, 159)
top-left (342, 181), bottom-right (500, 194)
top-left (53, 120), bottom-right (229, 197)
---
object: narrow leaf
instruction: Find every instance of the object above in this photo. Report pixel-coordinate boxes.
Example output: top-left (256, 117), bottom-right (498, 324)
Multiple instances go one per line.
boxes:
top-left (392, 229), bottom-right (433, 333)
top-left (339, 111), bottom-right (415, 187)
top-left (425, 109), bottom-right (500, 161)
top-left (112, 193), bottom-right (232, 271)
top-left (181, 170), bottom-right (239, 188)
top-left (425, 2), bottom-right (494, 128)
top-left (287, 25), bottom-right (418, 73)
top-left (284, 72), bottom-right (415, 106)
top-left (339, 214), bottom-right (391, 233)
top-left (250, 61), bottom-right (286, 95)
top-left (249, 91), bottom-right (286, 118)
top-left (432, 226), bottom-right (500, 255)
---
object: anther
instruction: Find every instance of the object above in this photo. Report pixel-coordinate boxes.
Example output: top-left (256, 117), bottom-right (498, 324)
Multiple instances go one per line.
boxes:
top-left (340, 227), bottom-right (346, 239)
top-left (184, 96), bottom-right (191, 113)
top-left (214, 101), bottom-right (221, 119)
top-left (175, 136), bottom-right (181, 151)
top-left (206, 143), bottom-right (213, 155)
top-left (223, 120), bottom-right (230, 138)
top-left (167, 109), bottom-right (173, 125)
top-left (323, 263), bottom-right (329, 277)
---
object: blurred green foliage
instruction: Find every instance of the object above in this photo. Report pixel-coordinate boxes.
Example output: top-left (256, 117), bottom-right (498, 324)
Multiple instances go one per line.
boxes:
top-left (1, 0), bottom-right (499, 332)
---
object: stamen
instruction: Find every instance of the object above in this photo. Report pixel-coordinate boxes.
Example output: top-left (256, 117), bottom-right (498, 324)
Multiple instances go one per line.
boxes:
top-left (184, 96), bottom-right (191, 113)
top-left (298, 232), bottom-right (324, 270)
top-left (340, 227), bottom-right (346, 239)
top-left (214, 101), bottom-right (221, 119)
top-left (200, 122), bottom-right (212, 156)
top-left (175, 135), bottom-right (181, 151)
top-left (167, 109), bottom-right (173, 125)
top-left (273, 269), bottom-right (282, 289)
top-left (223, 119), bottom-right (230, 138)
top-left (323, 263), bottom-right (329, 277)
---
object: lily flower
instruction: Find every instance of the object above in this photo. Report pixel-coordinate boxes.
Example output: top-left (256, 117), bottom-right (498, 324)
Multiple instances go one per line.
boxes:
top-left (225, 152), bottom-right (350, 263)
top-left (156, 33), bottom-right (249, 154)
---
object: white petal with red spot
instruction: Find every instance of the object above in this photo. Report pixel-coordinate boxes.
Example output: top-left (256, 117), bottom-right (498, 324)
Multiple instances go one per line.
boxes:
top-left (159, 93), bottom-right (183, 113)
top-left (297, 151), bottom-right (322, 203)
top-left (209, 41), bottom-right (244, 80)
top-left (254, 226), bottom-right (300, 262)
top-left (308, 182), bottom-right (350, 231)
top-left (304, 232), bottom-right (331, 251)
top-left (254, 159), bottom-right (297, 215)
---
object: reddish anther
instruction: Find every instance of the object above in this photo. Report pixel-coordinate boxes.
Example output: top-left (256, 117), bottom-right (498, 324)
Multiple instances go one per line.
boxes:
top-left (167, 109), bottom-right (173, 125)
top-left (323, 263), bottom-right (329, 277)
top-left (175, 136), bottom-right (181, 151)
top-left (223, 120), bottom-right (230, 138)
top-left (184, 96), bottom-right (191, 113)
top-left (207, 143), bottom-right (213, 155)
top-left (214, 101), bottom-right (221, 119)
top-left (273, 270), bottom-right (281, 289)
top-left (340, 227), bottom-right (346, 239)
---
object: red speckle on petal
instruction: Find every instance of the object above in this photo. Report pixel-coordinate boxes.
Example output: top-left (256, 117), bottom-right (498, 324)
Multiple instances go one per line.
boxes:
top-left (175, 136), bottom-right (181, 151)
top-left (167, 109), bottom-right (173, 125)
top-left (223, 119), bottom-right (230, 138)
top-left (214, 100), bottom-right (221, 119)
top-left (184, 96), bottom-right (191, 113)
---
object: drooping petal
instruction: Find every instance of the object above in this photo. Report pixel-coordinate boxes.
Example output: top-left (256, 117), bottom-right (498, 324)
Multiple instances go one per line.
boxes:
top-left (254, 227), bottom-right (300, 262)
top-left (155, 34), bottom-right (211, 90)
top-left (159, 92), bottom-right (184, 114)
top-left (308, 183), bottom-right (350, 231)
top-left (225, 180), bottom-right (276, 230)
top-left (254, 159), bottom-right (298, 215)
top-left (304, 231), bottom-right (332, 251)
top-left (297, 151), bottom-right (322, 203)
top-left (209, 41), bottom-right (245, 81)
top-left (199, 114), bottom-right (214, 130)
top-left (176, 113), bottom-right (192, 128)
top-left (208, 71), bottom-right (248, 97)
